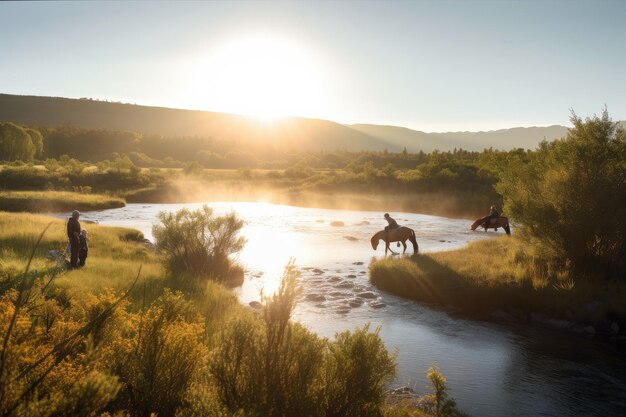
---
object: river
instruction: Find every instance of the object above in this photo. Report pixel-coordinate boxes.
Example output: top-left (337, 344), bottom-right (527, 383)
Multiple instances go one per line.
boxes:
top-left (76, 202), bottom-right (626, 417)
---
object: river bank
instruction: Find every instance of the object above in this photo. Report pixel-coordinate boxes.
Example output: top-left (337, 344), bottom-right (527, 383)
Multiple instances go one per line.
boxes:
top-left (369, 237), bottom-right (626, 342)
top-left (0, 190), bottom-right (125, 212)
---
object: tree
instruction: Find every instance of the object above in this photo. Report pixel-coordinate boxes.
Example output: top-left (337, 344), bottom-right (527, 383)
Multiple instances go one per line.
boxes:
top-left (0, 122), bottom-right (41, 162)
top-left (497, 109), bottom-right (626, 278)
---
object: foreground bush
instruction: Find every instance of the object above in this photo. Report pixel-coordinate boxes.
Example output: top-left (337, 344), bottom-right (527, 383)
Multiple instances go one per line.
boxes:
top-left (152, 205), bottom-right (246, 283)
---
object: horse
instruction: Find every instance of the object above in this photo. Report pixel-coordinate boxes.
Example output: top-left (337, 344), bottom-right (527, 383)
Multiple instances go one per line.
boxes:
top-left (470, 216), bottom-right (511, 235)
top-left (370, 226), bottom-right (419, 256)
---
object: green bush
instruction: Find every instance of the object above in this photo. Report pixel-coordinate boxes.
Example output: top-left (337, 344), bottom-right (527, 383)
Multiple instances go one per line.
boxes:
top-left (498, 109), bottom-right (626, 278)
top-left (323, 325), bottom-right (397, 417)
top-left (152, 205), bottom-right (246, 282)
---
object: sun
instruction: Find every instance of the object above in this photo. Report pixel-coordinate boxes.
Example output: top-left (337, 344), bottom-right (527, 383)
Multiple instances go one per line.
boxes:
top-left (197, 33), bottom-right (325, 121)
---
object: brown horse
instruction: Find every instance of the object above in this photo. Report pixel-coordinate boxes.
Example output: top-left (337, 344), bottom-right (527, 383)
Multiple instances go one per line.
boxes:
top-left (370, 226), bottom-right (419, 255)
top-left (470, 216), bottom-right (511, 235)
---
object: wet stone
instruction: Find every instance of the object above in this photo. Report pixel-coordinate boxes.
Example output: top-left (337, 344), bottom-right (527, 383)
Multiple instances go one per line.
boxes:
top-left (348, 299), bottom-right (364, 308)
top-left (357, 292), bottom-right (378, 299)
top-left (249, 301), bottom-right (262, 309)
top-left (312, 268), bottom-right (324, 275)
top-left (352, 261), bottom-right (364, 265)
top-left (328, 276), bottom-right (342, 282)
top-left (330, 221), bottom-right (345, 227)
top-left (335, 282), bottom-right (354, 289)
top-left (336, 308), bottom-right (351, 315)
top-left (347, 274), bottom-right (357, 278)
top-left (329, 291), bottom-right (348, 297)
top-left (370, 302), bottom-right (386, 309)
top-left (306, 294), bottom-right (326, 302)
top-left (343, 236), bottom-right (358, 241)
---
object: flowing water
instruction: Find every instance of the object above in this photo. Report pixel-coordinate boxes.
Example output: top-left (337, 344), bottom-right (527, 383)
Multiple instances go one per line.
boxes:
top-left (76, 202), bottom-right (626, 417)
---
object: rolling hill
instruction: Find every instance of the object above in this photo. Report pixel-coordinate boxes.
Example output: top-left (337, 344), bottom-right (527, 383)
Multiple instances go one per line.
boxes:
top-left (1, 93), bottom-right (610, 152)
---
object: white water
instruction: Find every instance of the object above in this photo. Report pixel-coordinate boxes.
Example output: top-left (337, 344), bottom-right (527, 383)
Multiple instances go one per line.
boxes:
top-left (77, 202), bottom-right (626, 417)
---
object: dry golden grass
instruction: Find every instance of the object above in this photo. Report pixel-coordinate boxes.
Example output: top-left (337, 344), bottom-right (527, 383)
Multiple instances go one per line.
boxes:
top-left (0, 212), bottom-right (161, 294)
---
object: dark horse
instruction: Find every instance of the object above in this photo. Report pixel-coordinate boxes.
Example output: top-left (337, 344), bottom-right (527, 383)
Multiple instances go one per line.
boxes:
top-left (370, 226), bottom-right (419, 256)
top-left (470, 216), bottom-right (511, 235)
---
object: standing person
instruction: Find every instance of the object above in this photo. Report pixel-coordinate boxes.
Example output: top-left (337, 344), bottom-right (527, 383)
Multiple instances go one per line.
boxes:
top-left (67, 210), bottom-right (81, 268)
top-left (383, 213), bottom-right (399, 243)
top-left (78, 229), bottom-right (89, 267)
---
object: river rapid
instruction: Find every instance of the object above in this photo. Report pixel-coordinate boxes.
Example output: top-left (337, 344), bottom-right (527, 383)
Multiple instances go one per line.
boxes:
top-left (77, 202), bottom-right (626, 417)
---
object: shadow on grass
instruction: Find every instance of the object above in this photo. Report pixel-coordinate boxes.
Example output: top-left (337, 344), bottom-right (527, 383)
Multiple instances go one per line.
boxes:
top-left (370, 254), bottom-right (537, 318)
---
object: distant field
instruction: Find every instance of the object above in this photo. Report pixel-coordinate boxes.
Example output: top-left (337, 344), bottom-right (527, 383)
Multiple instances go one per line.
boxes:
top-left (0, 190), bottom-right (125, 212)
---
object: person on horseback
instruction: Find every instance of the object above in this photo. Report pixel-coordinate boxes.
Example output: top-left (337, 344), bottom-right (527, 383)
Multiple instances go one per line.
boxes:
top-left (383, 213), bottom-right (400, 244)
top-left (484, 205), bottom-right (500, 227)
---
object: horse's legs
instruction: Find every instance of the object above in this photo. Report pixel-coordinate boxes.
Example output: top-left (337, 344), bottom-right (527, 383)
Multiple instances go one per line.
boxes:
top-left (401, 240), bottom-right (407, 254)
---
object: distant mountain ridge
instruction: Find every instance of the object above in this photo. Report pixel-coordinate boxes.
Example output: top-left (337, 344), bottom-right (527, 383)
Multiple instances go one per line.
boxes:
top-left (1, 93), bottom-right (618, 152)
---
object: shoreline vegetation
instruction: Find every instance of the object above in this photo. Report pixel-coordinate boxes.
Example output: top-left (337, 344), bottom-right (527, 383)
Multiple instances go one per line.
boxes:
top-left (0, 190), bottom-right (125, 212)
top-left (0, 211), bottom-right (463, 417)
top-left (369, 237), bottom-right (625, 339)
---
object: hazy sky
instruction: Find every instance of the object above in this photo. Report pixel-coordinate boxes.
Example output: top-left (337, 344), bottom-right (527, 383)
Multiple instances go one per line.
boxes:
top-left (1, 0), bottom-right (624, 132)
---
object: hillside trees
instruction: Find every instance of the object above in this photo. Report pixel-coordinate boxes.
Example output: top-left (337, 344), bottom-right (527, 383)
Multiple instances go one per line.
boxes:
top-left (0, 122), bottom-right (43, 162)
top-left (498, 109), bottom-right (626, 278)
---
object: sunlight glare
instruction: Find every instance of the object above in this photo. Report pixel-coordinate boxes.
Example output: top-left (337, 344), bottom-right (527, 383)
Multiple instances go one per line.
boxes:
top-left (197, 34), bottom-right (326, 120)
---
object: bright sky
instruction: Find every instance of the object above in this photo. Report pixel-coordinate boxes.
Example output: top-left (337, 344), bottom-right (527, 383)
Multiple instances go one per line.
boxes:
top-left (1, 0), bottom-right (624, 132)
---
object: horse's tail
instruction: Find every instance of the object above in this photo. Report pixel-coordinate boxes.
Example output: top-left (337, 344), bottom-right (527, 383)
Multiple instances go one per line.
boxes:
top-left (410, 229), bottom-right (419, 254)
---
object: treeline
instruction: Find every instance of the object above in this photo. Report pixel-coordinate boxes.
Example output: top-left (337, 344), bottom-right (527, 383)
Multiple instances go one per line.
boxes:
top-left (1, 123), bottom-right (524, 170)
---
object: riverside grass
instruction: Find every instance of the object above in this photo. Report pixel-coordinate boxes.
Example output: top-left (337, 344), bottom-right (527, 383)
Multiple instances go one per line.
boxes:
top-left (0, 190), bottom-right (125, 213)
top-left (0, 211), bottom-right (161, 296)
top-left (369, 236), bottom-right (626, 326)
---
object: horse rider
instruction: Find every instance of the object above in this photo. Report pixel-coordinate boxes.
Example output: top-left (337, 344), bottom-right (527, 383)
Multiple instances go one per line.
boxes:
top-left (383, 213), bottom-right (400, 243)
top-left (484, 205), bottom-right (499, 227)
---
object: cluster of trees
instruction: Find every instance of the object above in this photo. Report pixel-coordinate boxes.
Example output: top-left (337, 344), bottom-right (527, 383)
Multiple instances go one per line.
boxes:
top-left (0, 122), bottom-right (43, 162)
top-left (499, 110), bottom-right (626, 279)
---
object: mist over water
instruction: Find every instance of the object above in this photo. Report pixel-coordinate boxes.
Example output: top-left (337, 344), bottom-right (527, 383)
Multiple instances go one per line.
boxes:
top-left (80, 202), bottom-right (626, 417)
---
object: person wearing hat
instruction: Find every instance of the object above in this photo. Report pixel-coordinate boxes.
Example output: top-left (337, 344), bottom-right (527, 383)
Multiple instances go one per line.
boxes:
top-left (67, 210), bottom-right (81, 268)
top-left (383, 213), bottom-right (399, 243)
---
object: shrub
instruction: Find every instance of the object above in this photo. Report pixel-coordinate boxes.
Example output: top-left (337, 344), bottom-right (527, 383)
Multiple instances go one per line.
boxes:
top-left (210, 262), bottom-right (325, 417)
top-left (323, 324), bottom-right (397, 417)
top-left (152, 205), bottom-right (246, 282)
top-left (498, 109), bottom-right (626, 279)
top-left (115, 290), bottom-right (208, 417)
